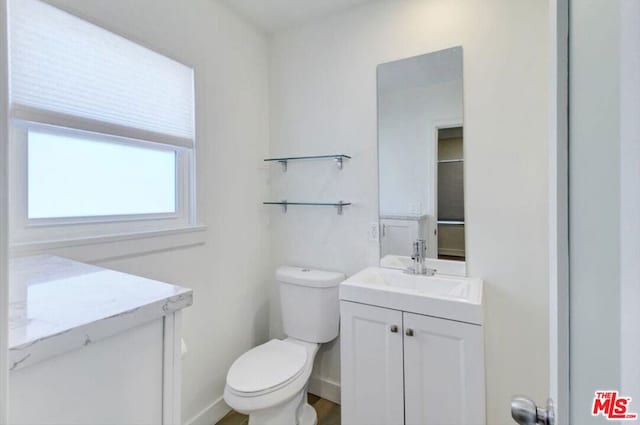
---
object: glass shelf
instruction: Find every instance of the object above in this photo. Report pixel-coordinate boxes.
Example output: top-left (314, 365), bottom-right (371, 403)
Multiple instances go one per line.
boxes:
top-left (263, 201), bottom-right (351, 215)
top-left (437, 220), bottom-right (465, 225)
top-left (264, 154), bottom-right (351, 171)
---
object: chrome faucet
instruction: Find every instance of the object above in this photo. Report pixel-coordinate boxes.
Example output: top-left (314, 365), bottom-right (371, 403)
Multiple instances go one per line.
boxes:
top-left (407, 239), bottom-right (436, 276)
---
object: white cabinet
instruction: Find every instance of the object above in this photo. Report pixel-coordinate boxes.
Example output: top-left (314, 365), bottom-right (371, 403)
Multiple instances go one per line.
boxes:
top-left (380, 216), bottom-right (434, 258)
top-left (8, 256), bottom-right (191, 425)
top-left (403, 312), bottom-right (485, 425)
top-left (341, 301), bottom-right (485, 425)
top-left (9, 313), bottom-right (184, 425)
top-left (340, 301), bottom-right (404, 425)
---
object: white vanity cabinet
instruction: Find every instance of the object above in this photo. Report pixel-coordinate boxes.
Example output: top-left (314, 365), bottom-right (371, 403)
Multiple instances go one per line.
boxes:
top-left (8, 256), bottom-right (193, 425)
top-left (340, 301), bottom-right (485, 425)
top-left (340, 301), bottom-right (405, 425)
top-left (403, 312), bottom-right (485, 425)
top-left (379, 216), bottom-right (433, 258)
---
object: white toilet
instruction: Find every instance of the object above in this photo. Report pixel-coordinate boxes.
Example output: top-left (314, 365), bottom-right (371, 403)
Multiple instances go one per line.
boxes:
top-left (224, 266), bottom-right (344, 425)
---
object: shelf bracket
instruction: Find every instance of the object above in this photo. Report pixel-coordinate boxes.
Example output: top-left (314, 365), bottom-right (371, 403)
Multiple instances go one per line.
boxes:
top-left (278, 160), bottom-right (288, 172)
top-left (335, 157), bottom-right (344, 170)
top-left (281, 200), bottom-right (288, 213)
top-left (336, 201), bottom-right (344, 215)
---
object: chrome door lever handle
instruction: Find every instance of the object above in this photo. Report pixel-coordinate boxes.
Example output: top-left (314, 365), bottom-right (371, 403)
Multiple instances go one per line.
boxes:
top-left (511, 397), bottom-right (555, 425)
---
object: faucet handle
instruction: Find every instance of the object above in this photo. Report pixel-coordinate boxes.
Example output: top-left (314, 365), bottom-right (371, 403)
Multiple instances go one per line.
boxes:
top-left (413, 239), bottom-right (427, 258)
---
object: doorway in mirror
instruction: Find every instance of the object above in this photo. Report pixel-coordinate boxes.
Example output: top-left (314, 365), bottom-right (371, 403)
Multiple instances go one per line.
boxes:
top-left (437, 127), bottom-right (465, 261)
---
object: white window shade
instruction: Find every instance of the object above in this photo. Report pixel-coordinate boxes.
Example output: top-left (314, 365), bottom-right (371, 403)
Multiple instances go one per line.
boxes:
top-left (8, 0), bottom-right (195, 147)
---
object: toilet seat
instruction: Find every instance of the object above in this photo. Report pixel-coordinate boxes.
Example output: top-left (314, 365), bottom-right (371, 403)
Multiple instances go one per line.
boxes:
top-left (226, 339), bottom-right (307, 396)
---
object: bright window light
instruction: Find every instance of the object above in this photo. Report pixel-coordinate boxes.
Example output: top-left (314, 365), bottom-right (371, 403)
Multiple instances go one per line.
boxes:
top-left (27, 129), bottom-right (177, 219)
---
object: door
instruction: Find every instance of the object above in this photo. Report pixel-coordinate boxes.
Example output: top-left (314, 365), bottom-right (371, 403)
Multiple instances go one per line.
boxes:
top-left (510, 1), bottom-right (569, 424)
top-left (0, 0), bottom-right (8, 422)
top-left (340, 301), bottom-right (404, 425)
top-left (436, 126), bottom-right (465, 261)
top-left (403, 312), bottom-right (485, 425)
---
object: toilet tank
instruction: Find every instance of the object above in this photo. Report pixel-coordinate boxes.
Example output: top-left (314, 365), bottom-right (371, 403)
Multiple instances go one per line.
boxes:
top-left (277, 266), bottom-right (345, 343)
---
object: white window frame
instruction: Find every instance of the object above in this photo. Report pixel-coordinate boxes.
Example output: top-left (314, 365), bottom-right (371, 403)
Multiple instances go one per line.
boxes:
top-left (6, 0), bottom-right (201, 253)
top-left (9, 120), bottom-right (196, 245)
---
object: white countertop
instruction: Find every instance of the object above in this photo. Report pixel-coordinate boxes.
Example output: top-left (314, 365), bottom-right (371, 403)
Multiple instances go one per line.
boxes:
top-left (8, 255), bottom-right (193, 371)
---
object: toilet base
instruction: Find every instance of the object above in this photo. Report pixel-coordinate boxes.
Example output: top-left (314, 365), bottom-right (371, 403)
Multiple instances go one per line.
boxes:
top-left (298, 402), bottom-right (317, 425)
top-left (245, 389), bottom-right (317, 425)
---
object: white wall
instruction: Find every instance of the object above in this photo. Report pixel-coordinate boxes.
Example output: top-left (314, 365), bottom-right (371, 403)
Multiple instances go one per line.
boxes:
top-left (28, 1), bottom-right (272, 423)
top-left (268, 1), bottom-right (550, 423)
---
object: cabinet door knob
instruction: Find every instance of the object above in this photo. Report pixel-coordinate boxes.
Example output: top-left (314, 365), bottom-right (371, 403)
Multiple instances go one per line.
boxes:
top-left (390, 325), bottom-right (398, 333)
top-left (405, 328), bottom-right (414, 337)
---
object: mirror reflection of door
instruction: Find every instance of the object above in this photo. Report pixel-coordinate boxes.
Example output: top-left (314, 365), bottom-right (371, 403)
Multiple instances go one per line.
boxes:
top-left (437, 127), bottom-right (465, 261)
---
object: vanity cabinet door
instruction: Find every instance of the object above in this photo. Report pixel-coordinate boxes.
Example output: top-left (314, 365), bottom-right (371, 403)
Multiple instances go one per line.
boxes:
top-left (340, 301), bottom-right (404, 425)
top-left (403, 313), bottom-right (485, 425)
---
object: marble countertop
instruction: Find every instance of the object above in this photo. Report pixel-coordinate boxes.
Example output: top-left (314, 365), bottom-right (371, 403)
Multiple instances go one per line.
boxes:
top-left (9, 255), bottom-right (193, 371)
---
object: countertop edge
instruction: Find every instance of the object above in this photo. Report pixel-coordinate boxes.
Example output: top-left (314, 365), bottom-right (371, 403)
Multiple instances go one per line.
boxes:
top-left (9, 290), bottom-right (193, 371)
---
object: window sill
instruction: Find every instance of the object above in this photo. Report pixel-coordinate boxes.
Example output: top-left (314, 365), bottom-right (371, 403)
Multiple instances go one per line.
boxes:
top-left (9, 225), bottom-right (208, 262)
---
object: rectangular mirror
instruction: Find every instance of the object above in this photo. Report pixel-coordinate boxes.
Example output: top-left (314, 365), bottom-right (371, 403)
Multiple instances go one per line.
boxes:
top-left (377, 46), bottom-right (465, 268)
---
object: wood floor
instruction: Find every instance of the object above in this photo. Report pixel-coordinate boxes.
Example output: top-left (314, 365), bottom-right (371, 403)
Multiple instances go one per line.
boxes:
top-left (216, 393), bottom-right (340, 425)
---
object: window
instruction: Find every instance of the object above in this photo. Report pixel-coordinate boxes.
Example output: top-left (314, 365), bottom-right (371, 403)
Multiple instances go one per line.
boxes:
top-left (8, 0), bottom-right (196, 244)
top-left (27, 128), bottom-right (178, 220)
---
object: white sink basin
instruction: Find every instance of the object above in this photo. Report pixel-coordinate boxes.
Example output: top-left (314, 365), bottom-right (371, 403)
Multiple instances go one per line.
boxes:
top-left (340, 267), bottom-right (483, 324)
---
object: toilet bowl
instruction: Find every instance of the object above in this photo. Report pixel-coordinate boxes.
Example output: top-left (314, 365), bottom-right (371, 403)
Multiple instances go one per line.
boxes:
top-left (224, 266), bottom-right (344, 425)
top-left (224, 338), bottom-right (319, 425)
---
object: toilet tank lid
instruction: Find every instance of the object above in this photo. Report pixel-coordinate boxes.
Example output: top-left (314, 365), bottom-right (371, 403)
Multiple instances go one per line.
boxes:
top-left (276, 266), bottom-right (345, 288)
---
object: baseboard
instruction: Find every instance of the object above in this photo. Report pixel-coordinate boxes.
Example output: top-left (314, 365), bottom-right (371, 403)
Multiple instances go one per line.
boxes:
top-left (308, 376), bottom-right (341, 405)
top-left (184, 396), bottom-right (231, 425)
